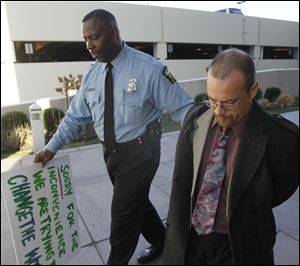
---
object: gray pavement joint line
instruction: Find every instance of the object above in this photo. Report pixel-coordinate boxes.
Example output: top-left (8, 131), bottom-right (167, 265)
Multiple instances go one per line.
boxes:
top-left (276, 228), bottom-right (299, 242)
top-left (77, 208), bottom-right (106, 265)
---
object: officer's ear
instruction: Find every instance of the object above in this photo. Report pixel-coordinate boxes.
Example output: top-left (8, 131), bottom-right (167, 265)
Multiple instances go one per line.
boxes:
top-left (111, 27), bottom-right (118, 38)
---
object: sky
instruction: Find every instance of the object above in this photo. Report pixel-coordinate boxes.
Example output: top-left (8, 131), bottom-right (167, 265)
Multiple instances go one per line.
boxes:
top-left (105, 1), bottom-right (299, 22)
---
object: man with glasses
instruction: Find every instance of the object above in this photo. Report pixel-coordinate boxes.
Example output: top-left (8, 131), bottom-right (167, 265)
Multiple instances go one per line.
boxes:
top-left (162, 48), bottom-right (299, 265)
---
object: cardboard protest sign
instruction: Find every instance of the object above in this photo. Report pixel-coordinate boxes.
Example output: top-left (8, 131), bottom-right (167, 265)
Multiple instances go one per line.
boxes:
top-left (1, 154), bottom-right (81, 265)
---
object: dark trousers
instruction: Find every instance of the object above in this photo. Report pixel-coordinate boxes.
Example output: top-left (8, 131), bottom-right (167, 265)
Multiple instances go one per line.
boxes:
top-left (185, 226), bottom-right (233, 265)
top-left (103, 137), bottom-right (165, 265)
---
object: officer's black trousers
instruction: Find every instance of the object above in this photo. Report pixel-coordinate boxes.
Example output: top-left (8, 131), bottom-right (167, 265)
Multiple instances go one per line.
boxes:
top-left (103, 138), bottom-right (166, 265)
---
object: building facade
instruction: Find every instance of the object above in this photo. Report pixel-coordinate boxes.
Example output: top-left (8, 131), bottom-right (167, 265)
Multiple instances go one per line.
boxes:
top-left (1, 1), bottom-right (299, 106)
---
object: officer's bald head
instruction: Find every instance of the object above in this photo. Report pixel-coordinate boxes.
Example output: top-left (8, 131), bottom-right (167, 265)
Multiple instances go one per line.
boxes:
top-left (82, 9), bottom-right (119, 30)
top-left (207, 48), bottom-right (255, 91)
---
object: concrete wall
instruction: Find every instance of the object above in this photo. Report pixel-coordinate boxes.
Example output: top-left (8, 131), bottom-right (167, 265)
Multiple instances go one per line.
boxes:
top-left (3, 59), bottom-right (298, 103)
top-left (1, 96), bottom-right (69, 121)
top-left (256, 69), bottom-right (299, 96)
top-left (180, 69), bottom-right (299, 99)
top-left (5, 2), bottom-right (299, 46)
top-left (2, 1), bottom-right (299, 105)
top-left (257, 59), bottom-right (299, 70)
top-left (13, 62), bottom-right (90, 102)
top-left (5, 2), bottom-right (162, 42)
top-left (162, 8), bottom-right (260, 45)
top-left (260, 19), bottom-right (299, 47)
top-left (162, 59), bottom-right (300, 81)
top-left (2, 69), bottom-right (298, 119)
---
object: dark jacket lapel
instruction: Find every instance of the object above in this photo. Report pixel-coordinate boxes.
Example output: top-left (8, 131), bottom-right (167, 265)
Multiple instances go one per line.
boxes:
top-left (227, 101), bottom-right (269, 220)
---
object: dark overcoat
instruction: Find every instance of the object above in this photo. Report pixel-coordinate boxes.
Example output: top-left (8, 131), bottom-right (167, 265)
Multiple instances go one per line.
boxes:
top-left (162, 101), bottom-right (299, 265)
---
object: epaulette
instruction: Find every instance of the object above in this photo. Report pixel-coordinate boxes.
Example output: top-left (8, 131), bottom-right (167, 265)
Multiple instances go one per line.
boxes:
top-left (271, 113), bottom-right (299, 135)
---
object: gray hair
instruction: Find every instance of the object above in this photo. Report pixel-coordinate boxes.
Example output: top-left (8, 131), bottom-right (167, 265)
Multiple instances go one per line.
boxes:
top-left (207, 48), bottom-right (255, 91)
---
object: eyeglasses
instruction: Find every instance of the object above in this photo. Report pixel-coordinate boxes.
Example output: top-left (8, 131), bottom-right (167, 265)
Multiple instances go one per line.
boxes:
top-left (204, 91), bottom-right (248, 111)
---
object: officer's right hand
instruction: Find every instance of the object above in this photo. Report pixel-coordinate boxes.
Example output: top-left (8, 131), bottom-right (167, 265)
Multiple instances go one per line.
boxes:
top-left (33, 148), bottom-right (55, 167)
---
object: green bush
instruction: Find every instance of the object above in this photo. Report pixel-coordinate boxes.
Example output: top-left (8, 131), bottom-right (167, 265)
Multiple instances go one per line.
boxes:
top-left (264, 87), bottom-right (281, 102)
top-left (255, 88), bottom-right (263, 101)
top-left (1, 111), bottom-right (30, 132)
top-left (194, 93), bottom-right (208, 103)
top-left (43, 108), bottom-right (65, 140)
top-left (1, 124), bottom-right (31, 153)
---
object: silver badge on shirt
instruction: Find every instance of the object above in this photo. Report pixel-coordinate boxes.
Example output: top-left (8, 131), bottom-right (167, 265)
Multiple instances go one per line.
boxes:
top-left (128, 78), bottom-right (137, 93)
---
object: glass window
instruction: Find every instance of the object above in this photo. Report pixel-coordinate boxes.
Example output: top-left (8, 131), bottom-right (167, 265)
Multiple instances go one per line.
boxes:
top-left (14, 41), bottom-right (154, 63)
top-left (14, 41), bottom-right (92, 63)
top-left (263, 47), bottom-right (294, 59)
top-left (127, 42), bottom-right (153, 56)
top-left (167, 43), bottom-right (219, 59)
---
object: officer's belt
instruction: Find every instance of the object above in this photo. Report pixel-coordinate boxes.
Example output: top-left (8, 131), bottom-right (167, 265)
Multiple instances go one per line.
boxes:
top-left (102, 120), bottom-right (161, 152)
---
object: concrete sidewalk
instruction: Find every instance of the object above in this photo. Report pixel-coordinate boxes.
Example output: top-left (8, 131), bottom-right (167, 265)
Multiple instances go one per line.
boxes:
top-left (1, 111), bottom-right (299, 265)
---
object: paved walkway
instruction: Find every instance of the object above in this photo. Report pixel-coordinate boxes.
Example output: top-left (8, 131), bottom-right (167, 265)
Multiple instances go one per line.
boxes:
top-left (1, 111), bottom-right (299, 265)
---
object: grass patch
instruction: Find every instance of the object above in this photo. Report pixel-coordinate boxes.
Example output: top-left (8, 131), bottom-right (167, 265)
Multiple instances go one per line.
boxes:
top-left (267, 106), bottom-right (299, 115)
top-left (1, 150), bottom-right (33, 159)
top-left (161, 114), bottom-right (181, 133)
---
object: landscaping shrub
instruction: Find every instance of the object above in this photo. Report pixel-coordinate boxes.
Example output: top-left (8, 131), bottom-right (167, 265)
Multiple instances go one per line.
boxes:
top-left (1, 111), bottom-right (29, 132)
top-left (1, 124), bottom-right (31, 153)
top-left (194, 93), bottom-right (208, 103)
top-left (264, 87), bottom-right (281, 102)
top-left (43, 108), bottom-right (65, 140)
top-left (294, 96), bottom-right (299, 106)
top-left (255, 88), bottom-right (263, 101)
top-left (260, 98), bottom-right (273, 110)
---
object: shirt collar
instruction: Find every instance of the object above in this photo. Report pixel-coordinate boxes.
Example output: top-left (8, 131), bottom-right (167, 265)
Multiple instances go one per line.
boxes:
top-left (211, 112), bottom-right (250, 138)
top-left (100, 42), bottom-right (129, 74)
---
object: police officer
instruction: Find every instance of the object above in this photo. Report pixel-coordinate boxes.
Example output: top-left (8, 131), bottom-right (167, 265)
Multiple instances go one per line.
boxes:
top-left (34, 9), bottom-right (194, 265)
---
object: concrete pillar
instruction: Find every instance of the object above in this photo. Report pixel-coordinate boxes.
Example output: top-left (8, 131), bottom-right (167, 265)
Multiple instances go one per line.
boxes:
top-left (253, 46), bottom-right (262, 71)
top-left (253, 45), bottom-right (262, 60)
top-left (154, 42), bottom-right (167, 60)
top-left (29, 103), bottom-right (45, 153)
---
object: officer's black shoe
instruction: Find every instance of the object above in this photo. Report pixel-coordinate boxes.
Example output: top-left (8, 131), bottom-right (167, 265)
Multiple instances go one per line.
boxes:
top-left (137, 245), bottom-right (163, 264)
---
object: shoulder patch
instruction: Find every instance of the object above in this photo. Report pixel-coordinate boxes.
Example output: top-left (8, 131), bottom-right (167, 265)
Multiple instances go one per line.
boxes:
top-left (162, 66), bottom-right (176, 84)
